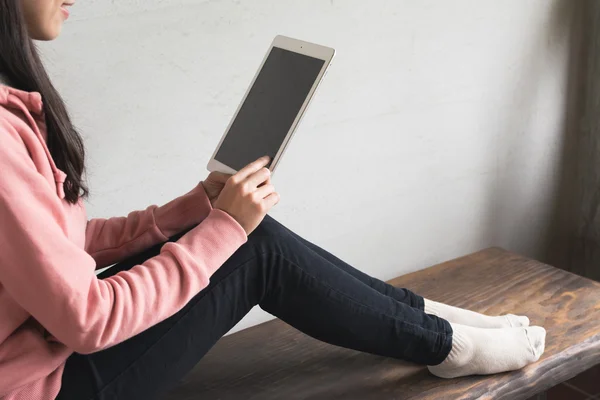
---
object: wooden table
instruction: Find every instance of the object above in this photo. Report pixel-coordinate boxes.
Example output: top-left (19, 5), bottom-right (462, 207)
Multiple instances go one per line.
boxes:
top-left (165, 248), bottom-right (600, 400)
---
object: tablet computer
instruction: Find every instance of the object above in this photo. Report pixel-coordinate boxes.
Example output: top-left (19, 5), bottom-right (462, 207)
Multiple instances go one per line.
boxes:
top-left (207, 35), bottom-right (335, 174)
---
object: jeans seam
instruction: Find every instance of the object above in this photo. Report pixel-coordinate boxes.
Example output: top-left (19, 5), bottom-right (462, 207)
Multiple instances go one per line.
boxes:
top-left (269, 251), bottom-right (451, 338)
top-left (283, 226), bottom-right (423, 309)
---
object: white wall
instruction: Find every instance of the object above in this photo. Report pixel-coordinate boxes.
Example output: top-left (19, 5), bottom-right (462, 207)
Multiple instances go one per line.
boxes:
top-left (40, 0), bottom-right (574, 333)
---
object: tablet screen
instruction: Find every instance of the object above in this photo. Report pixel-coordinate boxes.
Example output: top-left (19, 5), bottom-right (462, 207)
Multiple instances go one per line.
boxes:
top-left (215, 47), bottom-right (325, 171)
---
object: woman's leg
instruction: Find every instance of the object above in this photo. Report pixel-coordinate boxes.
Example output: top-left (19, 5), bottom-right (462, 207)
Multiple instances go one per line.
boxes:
top-left (269, 216), bottom-right (530, 329)
top-left (260, 219), bottom-right (545, 379)
top-left (58, 216), bottom-right (453, 400)
top-left (256, 218), bottom-right (544, 379)
top-left (265, 216), bottom-right (423, 308)
top-left (58, 215), bottom-right (545, 399)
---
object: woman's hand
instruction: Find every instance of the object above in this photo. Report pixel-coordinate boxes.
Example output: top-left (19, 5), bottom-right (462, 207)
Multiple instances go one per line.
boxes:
top-left (201, 172), bottom-right (232, 206)
top-left (213, 156), bottom-right (280, 235)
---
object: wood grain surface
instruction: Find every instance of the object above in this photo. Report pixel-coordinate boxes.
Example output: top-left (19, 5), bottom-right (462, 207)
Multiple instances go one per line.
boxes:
top-left (165, 248), bottom-right (600, 400)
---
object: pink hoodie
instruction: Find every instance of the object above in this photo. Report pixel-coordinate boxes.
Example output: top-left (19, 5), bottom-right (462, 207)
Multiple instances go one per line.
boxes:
top-left (0, 85), bottom-right (248, 400)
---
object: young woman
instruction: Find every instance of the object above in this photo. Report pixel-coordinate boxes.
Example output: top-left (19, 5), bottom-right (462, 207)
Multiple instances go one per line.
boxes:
top-left (0, 1), bottom-right (546, 399)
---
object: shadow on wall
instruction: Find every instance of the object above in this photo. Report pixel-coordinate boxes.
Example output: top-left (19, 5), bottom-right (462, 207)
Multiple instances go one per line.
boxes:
top-left (482, 0), bottom-right (583, 259)
top-left (544, 0), bottom-right (597, 279)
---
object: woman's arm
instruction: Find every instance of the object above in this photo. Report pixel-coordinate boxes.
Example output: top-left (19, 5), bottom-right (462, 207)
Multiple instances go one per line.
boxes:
top-left (85, 183), bottom-right (213, 269)
top-left (0, 130), bottom-right (247, 354)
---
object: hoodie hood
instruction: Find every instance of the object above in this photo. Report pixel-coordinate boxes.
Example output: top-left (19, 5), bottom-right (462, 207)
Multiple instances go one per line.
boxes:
top-left (0, 83), bottom-right (67, 199)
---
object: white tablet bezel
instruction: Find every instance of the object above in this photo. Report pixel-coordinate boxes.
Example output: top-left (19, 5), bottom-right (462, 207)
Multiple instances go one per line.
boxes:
top-left (207, 35), bottom-right (335, 175)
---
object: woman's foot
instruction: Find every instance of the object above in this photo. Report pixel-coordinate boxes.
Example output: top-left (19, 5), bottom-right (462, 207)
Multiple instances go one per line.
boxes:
top-left (428, 323), bottom-right (546, 378)
top-left (424, 299), bottom-right (530, 329)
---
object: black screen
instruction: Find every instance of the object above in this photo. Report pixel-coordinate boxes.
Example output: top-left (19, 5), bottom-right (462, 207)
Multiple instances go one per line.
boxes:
top-left (215, 47), bottom-right (325, 170)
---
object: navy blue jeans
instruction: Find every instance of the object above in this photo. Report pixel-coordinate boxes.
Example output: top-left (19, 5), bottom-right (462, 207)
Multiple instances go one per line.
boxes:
top-left (57, 215), bottom-right (453, 400)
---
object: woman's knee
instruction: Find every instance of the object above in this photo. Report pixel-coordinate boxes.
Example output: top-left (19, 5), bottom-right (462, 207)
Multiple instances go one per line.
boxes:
top-left (249, 215), bottom-right (287, 240)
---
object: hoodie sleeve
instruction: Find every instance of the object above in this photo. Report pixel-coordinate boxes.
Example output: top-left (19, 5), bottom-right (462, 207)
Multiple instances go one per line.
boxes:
top-left (0, 125), bottom-right (247, 354)
top-left (85, 183), bottom-right (213, 269)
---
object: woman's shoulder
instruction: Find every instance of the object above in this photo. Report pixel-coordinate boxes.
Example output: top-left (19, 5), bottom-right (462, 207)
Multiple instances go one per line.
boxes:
top-left (0, 87), bottom-right (67, 202)
top-left (0, 92), bottom-right (49, 183)
top-left (0, 85), bottom-right (45, 147)
top-left (0, 106), bottom-right (34, 156)
top-left (0, 85), bottom-right (41, 128)
top-left (0, 84), bottom-right (44, 127)
top-left (0, 108), bottom-right (26, 148)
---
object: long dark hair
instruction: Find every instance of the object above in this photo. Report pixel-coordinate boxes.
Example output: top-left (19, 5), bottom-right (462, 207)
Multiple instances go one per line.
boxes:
top-left (0, 0), bottom-right (88, 204)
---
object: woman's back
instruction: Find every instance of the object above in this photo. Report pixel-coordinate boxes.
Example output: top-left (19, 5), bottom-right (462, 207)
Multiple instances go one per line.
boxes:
top-left (0, 84), bottom-right (79, 399)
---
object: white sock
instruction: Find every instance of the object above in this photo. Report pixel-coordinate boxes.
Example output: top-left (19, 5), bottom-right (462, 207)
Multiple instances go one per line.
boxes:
top-left (424, 299), bottom-right (530, 329)
top-left (428, 323), bottom-right (546, 378)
